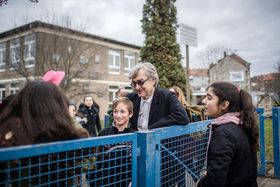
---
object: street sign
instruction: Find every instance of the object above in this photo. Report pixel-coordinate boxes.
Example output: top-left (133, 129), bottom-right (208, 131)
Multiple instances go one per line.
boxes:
top-left (179, 23), bottom-right (197, 47)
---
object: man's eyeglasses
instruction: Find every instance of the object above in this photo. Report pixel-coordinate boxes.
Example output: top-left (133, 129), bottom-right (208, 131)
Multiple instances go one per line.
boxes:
top-left (130, 78), bottom-right (149, 88)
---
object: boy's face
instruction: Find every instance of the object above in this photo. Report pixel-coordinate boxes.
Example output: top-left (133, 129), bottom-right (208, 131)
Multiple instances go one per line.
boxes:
top-left (113, 102), bottom-right (132, 127)
top-left (84, 97), bottom-right (93, 107)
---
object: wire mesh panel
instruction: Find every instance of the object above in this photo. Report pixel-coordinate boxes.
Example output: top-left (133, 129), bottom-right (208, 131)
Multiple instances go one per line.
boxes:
top-left (0, 133), bottom-right (137, 187)
top-left (160, 129), bottom-right (209, 187)
top-left (87, 142), bottom-right (133, 186)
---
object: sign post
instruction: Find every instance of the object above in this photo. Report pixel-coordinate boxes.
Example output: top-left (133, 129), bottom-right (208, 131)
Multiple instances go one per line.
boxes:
top-left (179, 23), bottom-right (197, 103)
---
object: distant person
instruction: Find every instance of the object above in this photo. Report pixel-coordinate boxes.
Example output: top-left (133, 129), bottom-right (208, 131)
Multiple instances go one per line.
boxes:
top-left (77, 96), bottom-right (101, 137)
top-left (197, 82), bottom-right (259, 187)
top-left (68, 103), bottom-right (90, 138)
top-left (89, 97), bottom-right (135, 187)
top-left (116, 87), bottom-right (128, 98)
top-left (170, 86), bottom-right (206, 122)
top-left (68, 103), bottom-right (77, 118)
top-left (127, 62), bottom-right (189, 130)
top-left (169, 86), bottom-right (189, 107)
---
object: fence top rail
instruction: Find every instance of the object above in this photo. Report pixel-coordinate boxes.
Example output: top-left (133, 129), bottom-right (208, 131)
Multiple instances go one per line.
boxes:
top-left (0, 133), bottom-right (137, 161)
top-left (149, 120), bottom-right (212, 139)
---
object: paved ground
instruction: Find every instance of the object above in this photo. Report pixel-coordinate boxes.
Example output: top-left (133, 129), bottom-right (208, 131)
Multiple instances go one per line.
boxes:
top-left (257, 177), bottom-right (280, 187)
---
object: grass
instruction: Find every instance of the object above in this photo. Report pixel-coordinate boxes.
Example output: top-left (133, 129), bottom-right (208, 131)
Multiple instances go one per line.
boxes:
top-left (264, 119), bottom-right (273, 161)
top-left (264, 118), bottom-right (274, 174)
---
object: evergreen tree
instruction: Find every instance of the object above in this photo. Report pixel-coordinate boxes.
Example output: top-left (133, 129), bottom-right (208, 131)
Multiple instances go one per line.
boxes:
top-left (141, 0), bottom-right (186, 91)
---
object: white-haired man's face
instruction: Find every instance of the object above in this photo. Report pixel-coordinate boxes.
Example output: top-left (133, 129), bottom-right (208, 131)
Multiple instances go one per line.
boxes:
top-left (130, 69), bottom-right (155, 100)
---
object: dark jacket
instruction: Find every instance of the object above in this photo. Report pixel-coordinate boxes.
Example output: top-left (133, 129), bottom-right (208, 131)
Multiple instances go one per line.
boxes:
top-left (197, 123), bottom-right (257, 187)
top-left (77, 103), bottom-right (101, 137)
top-left (95, 125), bottom-right (135, 187)
top-left (127, 88), bottom-right (190, 130)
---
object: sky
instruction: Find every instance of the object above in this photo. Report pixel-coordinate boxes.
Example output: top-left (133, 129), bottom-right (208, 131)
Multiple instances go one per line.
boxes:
top-left (0, 0), bottom-right (279, 76)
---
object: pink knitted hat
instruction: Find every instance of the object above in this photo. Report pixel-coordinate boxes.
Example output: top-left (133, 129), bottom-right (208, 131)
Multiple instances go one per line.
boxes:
top-left (42, 70), bottom-right (65, 86)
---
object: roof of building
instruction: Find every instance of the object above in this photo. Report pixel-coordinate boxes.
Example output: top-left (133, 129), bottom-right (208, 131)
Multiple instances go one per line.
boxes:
top-left (251, 73), bottom-right (278, 82)
top-left (188, 68), bottom-right (208, 77)
top-left (210, 53), bottom-right (250, 70)
top-left (0, 21), bottom-right (141, 49)
top-left (229, 53), bottom-right (250, 67)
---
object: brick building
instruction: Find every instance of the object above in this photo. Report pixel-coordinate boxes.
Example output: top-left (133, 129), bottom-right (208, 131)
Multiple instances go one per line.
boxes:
top-left (0, 21), bottom-right (141, 119)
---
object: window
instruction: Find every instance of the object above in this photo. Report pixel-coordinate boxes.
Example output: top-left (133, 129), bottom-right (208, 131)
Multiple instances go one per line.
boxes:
top-left (0, 84), bottom-right (5, 100)
top-left (229, 71), bottom-right (244, 82)
top-left (10, 83), bottom-right (20, 95)
top-left (108, 85), bottom-right (132, 108)
top-left (108, 49), bottom-right (120, 74)
top-left (108, 85), bottom-right (119, 104)
top-left (95, 54), bottom-right (100, 64)
top-left (52, 54), bottom-right (60, 64)
top-left (0, 43), bottom-right (6, 71)
top-left (10, 38), bottom-right (20, 69)
top-left (24, 34), bottom-right (35, 67)
top-left (124, 51), bottom-right (135, 74)
top-left (80, 55), bottom-right (88, 64)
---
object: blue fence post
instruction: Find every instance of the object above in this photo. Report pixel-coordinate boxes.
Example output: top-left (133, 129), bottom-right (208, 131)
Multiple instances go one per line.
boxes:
top-left (272, 107), bottom-right (280, 178)
top-left (104, 115), bottom-right (109, 128)
top-left (136, 131), bottom-right (160, 187)
top-left (257, 108), bottom-right (266, 175)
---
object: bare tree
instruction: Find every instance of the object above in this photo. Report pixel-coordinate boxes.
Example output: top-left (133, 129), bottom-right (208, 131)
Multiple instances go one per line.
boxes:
top-left (196, 43), bottom-right (236, 68)
top-left (10, 14), bottom-right (103, 99)
top-left (264, 59), bottom-right (280, 106)
top-left (0, 0), bottom-right (38, 6)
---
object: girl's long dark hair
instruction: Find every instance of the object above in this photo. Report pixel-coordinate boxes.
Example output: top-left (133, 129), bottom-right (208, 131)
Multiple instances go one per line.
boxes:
top-left (209, 82), bottom-right (259, 151)
top-left (0, 81), bottom-right (82, 145)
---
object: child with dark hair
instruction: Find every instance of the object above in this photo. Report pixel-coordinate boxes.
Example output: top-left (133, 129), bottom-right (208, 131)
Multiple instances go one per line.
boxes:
top-left (0, 80), bottom-right (88, 186)
top-left (0, 81), bottom-right (84, 145)
top-left (197, 82), bottom-right (259, 187)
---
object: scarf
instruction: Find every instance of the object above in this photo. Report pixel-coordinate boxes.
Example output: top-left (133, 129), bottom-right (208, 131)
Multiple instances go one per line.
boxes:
top-left (211, 112), bottom-right (241, 126)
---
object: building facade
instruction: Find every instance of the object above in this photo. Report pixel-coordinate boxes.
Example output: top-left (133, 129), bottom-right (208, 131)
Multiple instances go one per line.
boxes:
top-left (189, 68), bottom-right (208, 104)
top-left (0, 21), bottom-right (141, 119)
top-left (208, 52), bottom-right (251, 90)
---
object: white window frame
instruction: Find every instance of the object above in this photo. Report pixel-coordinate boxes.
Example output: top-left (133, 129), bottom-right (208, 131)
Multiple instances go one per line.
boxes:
top-left (79, 55), bottom-right (89, 64)
top-left (124, 51), bottom-right (135, 75)
top-left (108, 85), bottom-right (119, 104)
top-left (10, 38), bottom-right (20, 70)
top-left (10, 83), bottom-right (20, 95)
top-left (229, 71), bottom-right (244, 82)
top-left (108, 49), bottom-right (120, 74)
top-left (52, 54), bottom-right (60, 64)
top-left (24, 34), bottom-right (35, 68)
top-left (0, 43), bottom-right (6, 72)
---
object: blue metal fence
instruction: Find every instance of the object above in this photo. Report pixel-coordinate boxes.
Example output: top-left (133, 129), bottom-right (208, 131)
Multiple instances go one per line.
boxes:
top-left (0, 134), bottom-right (138, 187)
top-left (257, 108), bottom-right (266, 175)
top-left (0, 107), bottom-right (279, 186)
top-left (136, 120), bottom-right (210, 187)
top-left (257, 107), bottom-right (280, 178)
top-left (272, 107), bottom-right (280, 178)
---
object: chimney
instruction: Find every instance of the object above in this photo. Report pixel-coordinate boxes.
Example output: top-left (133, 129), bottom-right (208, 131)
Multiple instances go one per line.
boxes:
top-left (223, 51), bottom-right (227, 58)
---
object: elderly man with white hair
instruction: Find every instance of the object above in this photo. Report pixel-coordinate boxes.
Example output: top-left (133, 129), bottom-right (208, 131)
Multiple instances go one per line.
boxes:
top-left (127, 62), bottom-right (190, 131)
